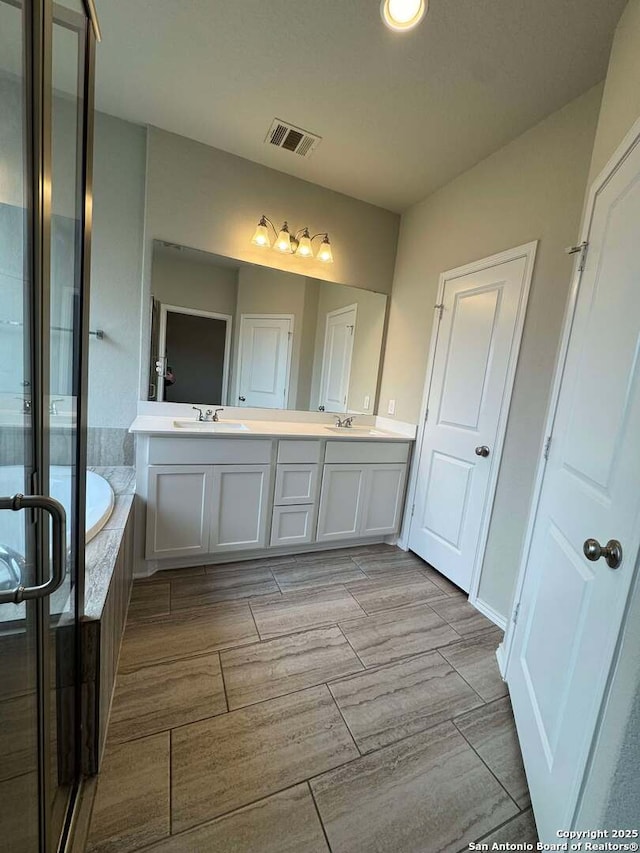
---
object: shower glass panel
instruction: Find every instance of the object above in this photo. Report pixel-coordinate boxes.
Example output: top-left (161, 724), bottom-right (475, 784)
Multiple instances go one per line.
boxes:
top-left (0, 0), bottom-right (96, 850)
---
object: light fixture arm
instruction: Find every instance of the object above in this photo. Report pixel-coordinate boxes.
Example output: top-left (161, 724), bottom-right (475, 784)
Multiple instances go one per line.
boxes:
top-left (310, 231), bottom-right (329, 242)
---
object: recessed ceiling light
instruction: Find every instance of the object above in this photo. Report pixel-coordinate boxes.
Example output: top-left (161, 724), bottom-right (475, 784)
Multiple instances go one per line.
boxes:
top-left (380, 0), bottom-right (427, 32)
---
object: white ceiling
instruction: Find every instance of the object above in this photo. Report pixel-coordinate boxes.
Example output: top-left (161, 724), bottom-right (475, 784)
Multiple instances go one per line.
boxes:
top-left (94, 0), bottom-right (625, 213)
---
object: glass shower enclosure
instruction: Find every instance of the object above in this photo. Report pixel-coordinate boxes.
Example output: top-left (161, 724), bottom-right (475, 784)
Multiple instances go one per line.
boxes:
top-left (0, 1), bottom-right (97, 850)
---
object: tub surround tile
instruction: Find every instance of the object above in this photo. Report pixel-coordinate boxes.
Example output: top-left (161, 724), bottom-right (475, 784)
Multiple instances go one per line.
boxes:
top-left (428, 595), bottom-right (496, 637)
top-left (454, 697), bottom-right (530, 809)
top-left (345, 570), bottom-right (449, 614)
top-left (102, 494), bottom-right (134, 531)
top-left (143, 784), bottom-right (329, 853)
top-left (171, 685), bottom-right (359, 833)
top-left (329, 651), bottom-right (483, 753)
top-left (127, 582), bottom-right (170, 622)
top-left (171, 566), bottom-right (279, 610)
top-left (221, 625), bottom-right (364, 710)
top-left (439, 631), bottom-right (507, 702)
top-left (84, 528), bottom-right (129, 621)
top-left (118, 602), bottom-right (258, 673)
top-left (311, 721), bottom-right (519, 853)
top-left (273, 559), bottom-right (367, 593)
top-left (249, 585), bottom-right (365, 639)
top-left (108, 654), bottom-right (226, 743)
top-left (339, 604), bottom-right (460, 668)
top-left (86, 732), bottom-right (170, 853)
top-left (90, 466), bottom-right (136, 496)
top-left (87, 428), bottom-right (134, 468)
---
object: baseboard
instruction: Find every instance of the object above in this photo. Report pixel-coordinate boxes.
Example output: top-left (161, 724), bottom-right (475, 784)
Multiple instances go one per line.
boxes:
top-left (472, 595), bottom-right (508, 631)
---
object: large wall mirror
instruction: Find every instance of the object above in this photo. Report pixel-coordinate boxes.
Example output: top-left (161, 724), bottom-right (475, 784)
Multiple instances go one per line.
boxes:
top-left (147, 241), bottom-right (388, 415)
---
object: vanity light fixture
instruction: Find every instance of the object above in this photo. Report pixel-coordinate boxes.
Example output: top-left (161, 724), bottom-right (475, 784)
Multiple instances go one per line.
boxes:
top-left (251, 215), bottom-right (334, 262)
top-left (381, 0), bottom-right (427, 31)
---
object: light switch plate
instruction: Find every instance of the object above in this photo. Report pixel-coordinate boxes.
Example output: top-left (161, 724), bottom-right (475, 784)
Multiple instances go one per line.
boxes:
top-left (387, 399), bottom-right (396, 415)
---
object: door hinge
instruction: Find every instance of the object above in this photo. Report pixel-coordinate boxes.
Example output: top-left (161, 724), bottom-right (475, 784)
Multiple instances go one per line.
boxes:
top-left (424, 407), bottom-right (429, 423)
top-left (543, 434), bottom-right (552, 461)
top-left (411, 503), bottom-right (415, 518)
top-left (512, 602), bottom-right (521, 625)
top-left (565, 241), bottom-right (589, 272)
top-left (434, 303), bottom-right (444, 320)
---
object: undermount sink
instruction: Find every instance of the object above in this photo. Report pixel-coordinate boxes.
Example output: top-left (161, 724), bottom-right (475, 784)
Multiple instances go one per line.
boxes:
top-left (325, 425), bottom-right (388, 436)
top-left (172, 420), bottom-right (249, 431)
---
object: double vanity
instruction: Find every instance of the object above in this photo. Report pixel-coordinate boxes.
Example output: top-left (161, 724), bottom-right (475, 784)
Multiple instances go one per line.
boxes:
top-left (131, 414), bottom-right (414, 572)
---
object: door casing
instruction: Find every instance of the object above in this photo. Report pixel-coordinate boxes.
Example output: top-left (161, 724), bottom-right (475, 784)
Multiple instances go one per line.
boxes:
top-left (400, 242), bottom-right (537, 626)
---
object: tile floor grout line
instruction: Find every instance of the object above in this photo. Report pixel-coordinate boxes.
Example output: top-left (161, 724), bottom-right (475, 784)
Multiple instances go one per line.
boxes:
top-left (325, 681), bottom-right (364, 757)
top-left (216, 650), bottom-right (230, 713)
top-left (451, 715), bottom-right (521, 813)
top-left (335, 624), bottom-right (368, 669)
top-left (307, 780), bottom-right (334, 853)
top-left (465, 807), bottom-right (537, 849)
top-left (433, 647), bottom-right (491, 705)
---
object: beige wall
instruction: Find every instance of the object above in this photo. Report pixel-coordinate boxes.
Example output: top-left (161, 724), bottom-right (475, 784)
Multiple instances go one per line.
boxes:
top-left (310, 283), bottom-right (387, 415)
top-left (380, 85), bottom-right (602, 618)
top-left (151, 250), bottom-right (238, 317)
top-left (588, 0), bottom-right (640, 181)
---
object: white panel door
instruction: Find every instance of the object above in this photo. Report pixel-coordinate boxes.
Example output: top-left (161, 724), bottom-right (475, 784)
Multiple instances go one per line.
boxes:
top-left (409, 248), bottom-right (534, 591)
top-left (507, 134), bottom-right (640, 838)
top-left (316, 464), bottom-right (366, 541)
top-left (237, 315), bottom-right (292, 409)
top-left (210, 464), bottom-right (271, 552)
top-left (361, 464), bottom-right (407, 537)
top-left (319, 305), bottom-right (357, 412)
top-left (146, 465), bottom-right (212, 559)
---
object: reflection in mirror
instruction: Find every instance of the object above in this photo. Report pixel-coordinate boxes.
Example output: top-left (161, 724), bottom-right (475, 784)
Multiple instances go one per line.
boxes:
top-left (148, 242), bottom-right (387, 414)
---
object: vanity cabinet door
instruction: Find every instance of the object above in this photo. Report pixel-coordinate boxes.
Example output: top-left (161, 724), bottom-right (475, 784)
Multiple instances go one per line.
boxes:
top-left (210, 464), bottom-right (271, 552)
top-left (316, 464), bottom-right (367, 542)
top-left (274, 464), bottom-right (318, 505)
top-left (360, 463), bottom-right (407, 537)
top-left (146, 465), bottom-right (212, 559)
top-left (271, 505), bottom-right (315, 547)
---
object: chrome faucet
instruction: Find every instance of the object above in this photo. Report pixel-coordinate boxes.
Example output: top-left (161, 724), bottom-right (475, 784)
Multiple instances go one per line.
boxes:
top-left (335, 416), bottom-right (354, 428)
top-left (213, 408), bottom-right (224, 422)
top-left (203, 409), bottom-right (214, 422)
top-left (192, 406), bottom-right (204, 421)
top-left (16, 397), bottom-right (32, 414)
top-left (49, 398), bottom-right (64, 416)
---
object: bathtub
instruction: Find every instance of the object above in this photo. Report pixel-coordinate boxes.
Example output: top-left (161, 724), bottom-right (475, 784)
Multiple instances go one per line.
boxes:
top-left (0, 465), bottom-right (115, 561)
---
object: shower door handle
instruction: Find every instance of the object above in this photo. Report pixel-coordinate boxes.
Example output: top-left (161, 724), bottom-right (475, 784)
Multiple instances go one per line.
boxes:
top-left (0, 494), bottom-right (66, 605)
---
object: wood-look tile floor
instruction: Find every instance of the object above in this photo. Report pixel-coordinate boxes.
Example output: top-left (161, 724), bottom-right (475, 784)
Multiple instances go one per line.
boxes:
top-left (85, 546), bottom-right (538, 853)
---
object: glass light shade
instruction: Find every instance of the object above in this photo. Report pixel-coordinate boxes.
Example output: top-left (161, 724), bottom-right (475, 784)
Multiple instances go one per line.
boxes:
top-left (251, 221), bottom-right (271, 248)
top-left (381, 0), bottom-right (427, 31)
top-left (274, 224), bottom-right (293, 253)
top-left (296, 231), bottom-right (313, 257)
top-left (317, 236), bottom-right (334, 263)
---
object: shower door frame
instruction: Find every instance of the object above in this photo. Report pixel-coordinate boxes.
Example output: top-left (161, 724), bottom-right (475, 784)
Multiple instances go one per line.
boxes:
top-left (18, 0), bottom-right (98, 849)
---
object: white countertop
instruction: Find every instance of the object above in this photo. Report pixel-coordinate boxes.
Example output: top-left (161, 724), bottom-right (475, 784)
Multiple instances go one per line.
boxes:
top-left (129, 415), bottom-right (414, 441)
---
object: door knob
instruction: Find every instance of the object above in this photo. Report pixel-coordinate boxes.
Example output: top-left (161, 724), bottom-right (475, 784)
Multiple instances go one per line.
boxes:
top-left (475, 445), bottom-right (490, 457)
top-left (583, 538), bottom-right (623, 570)
top-left (238, 396), bottom-right (246, 402)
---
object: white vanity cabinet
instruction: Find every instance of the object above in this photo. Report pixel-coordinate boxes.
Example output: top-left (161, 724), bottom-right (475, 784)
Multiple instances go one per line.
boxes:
top-left (144, 438), bottom-right (273, 560)
top-left (140, 431), bottom-right (411, 564)
top-left (316, 441), bottom-right (409, 542)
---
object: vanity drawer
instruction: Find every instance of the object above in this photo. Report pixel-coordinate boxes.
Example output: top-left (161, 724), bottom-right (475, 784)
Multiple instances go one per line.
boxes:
top-left (274, 464), bottom-right (318, 505)
top-left (277, 440), bottom-right (322, 464)
top-left (324, 440), bottom-right (410, 465)
top-left (148, 437), bottom-right (272, 465)
top-left (271, 505), bottom-right (315, 547)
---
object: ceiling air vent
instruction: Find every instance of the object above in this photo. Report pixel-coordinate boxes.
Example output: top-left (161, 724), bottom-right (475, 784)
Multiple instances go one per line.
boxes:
top-left (265, 119), bottom-right (321, 158)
